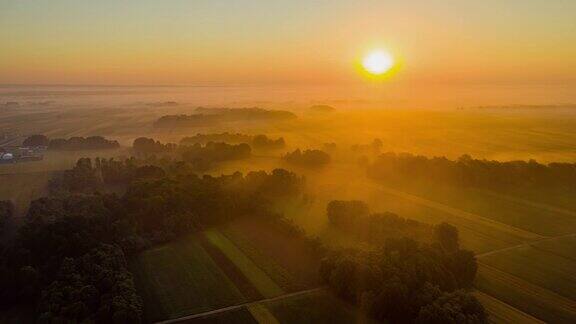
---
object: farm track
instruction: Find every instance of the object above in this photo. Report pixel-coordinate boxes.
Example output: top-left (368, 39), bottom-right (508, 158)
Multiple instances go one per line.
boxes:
top-left (155, 287), bottom-right (325, 324)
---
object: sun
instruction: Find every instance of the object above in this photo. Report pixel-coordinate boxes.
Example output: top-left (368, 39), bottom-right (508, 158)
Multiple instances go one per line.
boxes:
top-left (362, 50), bottom-right (394, 75)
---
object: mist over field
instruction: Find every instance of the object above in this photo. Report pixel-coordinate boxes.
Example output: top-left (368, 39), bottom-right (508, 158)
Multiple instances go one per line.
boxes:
top-left (1, 84), bottom-right (576, 323)
top-left (2, 0), bottom-right (576, 322)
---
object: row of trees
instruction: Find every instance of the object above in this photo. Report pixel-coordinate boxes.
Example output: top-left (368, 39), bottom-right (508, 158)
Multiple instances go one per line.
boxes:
top-left (368, 152), bottom-right (576, 191)
top-left (2, 152), bottom-right (307, 322)
top-left (180, 132), bottom-right (253, 145)
top-left (283, 149), bottom-right (331, 168)
top-left (132, 137), bottom-right (176, 155)
top-left (180, 133), bottom-right (286, 150)
top-left (133, 137), bottom-right (257, 171)
top-left (23, 135), bottom-right (120, 150)
top-left (327, 200), bottom-right (432, 244)
top-left (180, 142), bottom-right (251, 171)
top-left (154, 108), bottom-right (296, 128)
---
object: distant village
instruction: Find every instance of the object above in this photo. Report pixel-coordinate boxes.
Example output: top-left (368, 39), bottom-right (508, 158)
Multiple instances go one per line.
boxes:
top-left (0, 130), bottom-right (45, 164)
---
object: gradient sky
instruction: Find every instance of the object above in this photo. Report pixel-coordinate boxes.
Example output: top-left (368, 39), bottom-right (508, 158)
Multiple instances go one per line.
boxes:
top-left (1, 0), bottom-right (575, 85)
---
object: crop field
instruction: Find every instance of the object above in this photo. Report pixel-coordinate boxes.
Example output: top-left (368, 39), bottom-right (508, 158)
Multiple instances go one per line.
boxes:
top-left (131, 220), bottom-right (325, 322)
top-left (473, 292), bottom-right (544, 324)
top-left (480, 245), bottom-right (576, 300)
top-left (263, 289), bottom-right (377, 324)
top-left (130, 237), bottom-right (246, 322)
top-left (395, 183), bottom-right (576, 236)
top-left (369, 181), bottom-right (576, 323)
top-left (475, 263), bottom-right (576, 324)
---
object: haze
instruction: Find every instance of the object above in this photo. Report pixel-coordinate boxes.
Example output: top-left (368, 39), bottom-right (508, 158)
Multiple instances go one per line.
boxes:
top-left (1, 1), bottom-right (576, 324)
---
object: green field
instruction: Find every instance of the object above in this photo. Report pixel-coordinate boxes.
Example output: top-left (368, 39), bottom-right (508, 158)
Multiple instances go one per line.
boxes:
top-left (130, 237), bottom-right (246, 322)
top-left (131, 220), bottom-right (325, 322)
top-left (395, 183), bottom-right (576, 236)
top-left (480, 246), bottom-right (576, 301)
top-left (203, 229), bottom-right (284, 298)
top-left (264, 290), bottom-right (377, 324)
top-left (475, 263), bottom-right (576, 324)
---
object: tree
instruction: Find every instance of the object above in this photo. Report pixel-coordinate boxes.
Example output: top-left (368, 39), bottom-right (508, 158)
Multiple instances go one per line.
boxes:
top-left (0, 200), bottom-right (14, 230)
top-left (416, 290), bottom-right (487, 324)
top-left (327, 200), bottom-right (369, 228)
top-left (435, 222), bottom-right (459, 252)
top-left (23, 134), bottom-right (49, 147)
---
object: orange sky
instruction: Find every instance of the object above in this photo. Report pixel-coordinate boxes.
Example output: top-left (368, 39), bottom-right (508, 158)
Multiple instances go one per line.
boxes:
top-left (1, 0), bottom-right (575, 86)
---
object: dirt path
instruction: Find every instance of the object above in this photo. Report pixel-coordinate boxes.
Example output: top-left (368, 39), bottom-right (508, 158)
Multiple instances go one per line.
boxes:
top-left (155, 287), bottom-right (325, 324)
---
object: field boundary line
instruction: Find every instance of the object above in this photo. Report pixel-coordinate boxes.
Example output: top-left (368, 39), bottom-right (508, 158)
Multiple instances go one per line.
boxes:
top-left (155, 287), bottom-right (326, 324)
top-left (473, 291), bottom-right (545, 324)
top-left (475, 189), bottom-right (576, 218)
top-left (377, 186), bottom-right (544, 241)
top-left (477, 233), bottom-right (576, 258)
top-left (477, 263), bottom-right (576, 313)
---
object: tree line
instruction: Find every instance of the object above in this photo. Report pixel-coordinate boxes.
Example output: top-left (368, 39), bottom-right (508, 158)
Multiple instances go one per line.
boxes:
top-left (23, 135), bottom-right (120, 150)
top-left (154, 107), bottom-right (296, 128)
top-left (1, 155), bottom-right (306, 323)
top-left (327, 200), bottom-right (433, 244)
top-left (368, 152), bottom-right (576, 191)
top-left (283, 149), bottom-right (331, 168)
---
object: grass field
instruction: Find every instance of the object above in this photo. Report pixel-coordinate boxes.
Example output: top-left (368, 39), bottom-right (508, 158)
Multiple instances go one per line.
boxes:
top-left (203, 230), bottom-right (284, 298)
top-left (222, 219), bottom-right (321, 290)
top-left (473, 291), bottom-right (544, 324)
top-left (131, 221), bottom-right (325, 322)
top-left (130, 237), bottom-right (246, 322)
top-left (396, 183), bottom-right (576, 236)
top-left (475, 263), bottom-right (576, 324)
top-left (263, 289), bottom-right (377, 324)
top-left (480, 245), bottom-right (576, 301)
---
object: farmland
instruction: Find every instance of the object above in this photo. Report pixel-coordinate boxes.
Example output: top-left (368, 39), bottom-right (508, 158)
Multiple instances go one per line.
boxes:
top-left (2, 95), bottom-right (576, 322)
top-left (130, 219), bottom-right (326, 322)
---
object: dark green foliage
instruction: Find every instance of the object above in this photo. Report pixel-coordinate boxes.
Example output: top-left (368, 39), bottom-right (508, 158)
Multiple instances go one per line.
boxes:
top-left (154, 108), bottom-right (296, 128)
top-left (327, 200), bottom-right (432, 243)
top-left (321, 237), bottom-right (485, 323)
top-left (180, 142), bottom-right (251, 171)
top-left (195, 107), bottom-right (297, 121)
top-left (153, 114), bottom-right (222, 128)
top-left (49, 158), bottom-right (101, 193)
top-left (368, 152), bottom-right (576, 191)
top-left (327, 200), bottom-right (370, 227)
top-left (251, 134), bottom-right (286, 150)
top-left (123, 168), bottom-right (303, 240)
top-left (435, 222), bottom-right (460, 253)
top-left (37, 244), bottom-right (142, 324)
top-left (416, 290), bottom-right (487, 324)
top-left (180, 132), bottom-right (252, 145)
top-left (23, 134), bottom-right (49, 147)
top-left (1, 193), bottom-right (142, 322)
top-left (132, 137), bottom-right (176, 155)
top-left (48, 136), bottom-right (119, 150)
top-left (283, 149), bottom-right (330, 168)
top-left (0, 200), bottom-right (14, 230)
